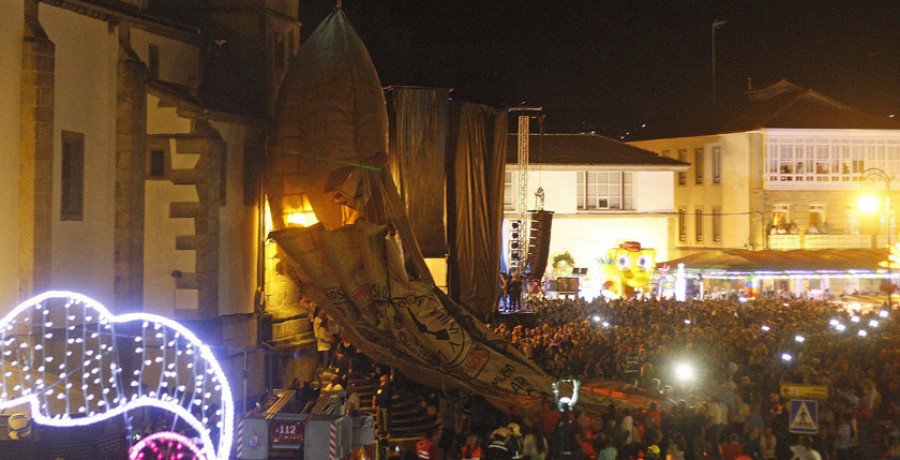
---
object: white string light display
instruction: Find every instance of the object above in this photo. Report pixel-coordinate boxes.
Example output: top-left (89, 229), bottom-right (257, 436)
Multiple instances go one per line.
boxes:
top-left (0, 291), bottom-right (234, 460)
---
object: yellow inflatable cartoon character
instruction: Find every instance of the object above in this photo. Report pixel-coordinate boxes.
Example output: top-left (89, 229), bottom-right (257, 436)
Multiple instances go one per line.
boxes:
top-left (601, 241), bottom-right (657, 299)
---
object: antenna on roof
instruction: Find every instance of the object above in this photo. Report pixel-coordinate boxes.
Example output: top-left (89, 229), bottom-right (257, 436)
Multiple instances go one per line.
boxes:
top-left (712, 19), bottom-right (727, 106)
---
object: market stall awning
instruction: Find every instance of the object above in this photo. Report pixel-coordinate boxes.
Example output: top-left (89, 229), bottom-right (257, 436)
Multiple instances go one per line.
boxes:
top-left (660, 248), bottom-right (889, 274)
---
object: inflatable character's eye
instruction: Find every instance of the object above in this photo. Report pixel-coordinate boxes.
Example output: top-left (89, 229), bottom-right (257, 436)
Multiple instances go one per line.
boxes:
top-left (616, 254), bottom-right (632, 270)
top-left (636, 254), bottom-right (651, 269)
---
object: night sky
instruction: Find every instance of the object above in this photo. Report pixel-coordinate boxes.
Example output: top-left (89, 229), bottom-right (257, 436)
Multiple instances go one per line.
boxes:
top-left (298, 1), bottom-right (900, 138)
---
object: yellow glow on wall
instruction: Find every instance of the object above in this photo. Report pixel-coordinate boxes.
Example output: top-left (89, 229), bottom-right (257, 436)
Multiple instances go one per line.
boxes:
top-left (285, 210), bottom-right (318, 227)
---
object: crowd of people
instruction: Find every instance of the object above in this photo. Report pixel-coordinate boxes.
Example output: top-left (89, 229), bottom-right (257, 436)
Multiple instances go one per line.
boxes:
top-left (289, 291), bottom-right (900, 460)
top-left (475, 295), bottom-right (900, 459)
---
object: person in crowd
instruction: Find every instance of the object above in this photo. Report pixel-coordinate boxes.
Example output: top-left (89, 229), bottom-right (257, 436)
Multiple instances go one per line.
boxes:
top-left (506, 423), bottom-right (524, 459)
top-left (719, 432), bottom-right (745, 460)
top-left (522, 427), bottom-right (549, 460)
top-left (485, 427), bottom-right (511, 460)
top-left (761, 426), bottom-right (777, 460)
top-left (373, 373), bottom-right (393, 439)
top-left (314, 310), bottom-right (333, 368)
top-left (461, 434), bottom-right (483, 460)
top-left (790, 435), bottom-right (823, 460)
top-left (415, 430), bottom-right (436, 460)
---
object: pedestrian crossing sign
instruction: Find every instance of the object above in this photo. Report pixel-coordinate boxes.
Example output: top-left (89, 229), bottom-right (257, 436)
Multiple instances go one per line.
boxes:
top-left (789, 399), bottom-right (818, 434)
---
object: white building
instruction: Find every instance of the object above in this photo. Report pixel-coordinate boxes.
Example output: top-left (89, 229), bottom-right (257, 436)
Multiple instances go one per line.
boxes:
top-left (503, 133), bottom-right (688, 291)
top-left (630, 80), bottom-right (900, 296)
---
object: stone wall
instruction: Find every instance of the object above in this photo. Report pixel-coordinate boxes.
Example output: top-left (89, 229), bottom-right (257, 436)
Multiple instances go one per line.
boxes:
top-left (18, 6), bottom-right (54, 298)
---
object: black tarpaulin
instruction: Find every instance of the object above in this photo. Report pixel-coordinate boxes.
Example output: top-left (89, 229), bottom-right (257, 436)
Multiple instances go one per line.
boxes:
top-left (387, 87), bottom-right (450, 258)
top-left (447, 103), bottom-right (508, 322)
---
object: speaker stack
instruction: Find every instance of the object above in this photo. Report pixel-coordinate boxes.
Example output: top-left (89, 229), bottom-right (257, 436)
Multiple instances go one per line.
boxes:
top-left (524, 210), bottom-right (553, 279)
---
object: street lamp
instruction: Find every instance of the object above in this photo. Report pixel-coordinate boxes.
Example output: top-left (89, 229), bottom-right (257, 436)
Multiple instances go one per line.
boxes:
top-left (861, 167), bottom-right (894, 308)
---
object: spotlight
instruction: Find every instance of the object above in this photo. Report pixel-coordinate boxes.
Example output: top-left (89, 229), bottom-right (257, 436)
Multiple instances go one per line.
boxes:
top-left (674, 363), bottom-right (695, 381)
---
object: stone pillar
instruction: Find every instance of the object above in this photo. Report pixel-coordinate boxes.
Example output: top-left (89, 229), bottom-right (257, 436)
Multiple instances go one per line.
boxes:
top-left (18, 1), bottom-right (54, 298)
top-left (115, 29), bottom-right (147, 312)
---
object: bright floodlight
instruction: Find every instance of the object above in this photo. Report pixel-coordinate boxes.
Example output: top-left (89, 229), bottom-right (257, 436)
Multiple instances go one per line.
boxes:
top-left (880, 310), bottom-right (889, 318)
top-left (761, 325), bottom-right (770, 332)
top-left (858, 194), bottom-right (881, 214)
top-left (836, 324), bottom-right (846, 332)
top-left (674, 363), bottom-right (695, 381)
top-left (781, 353), bottom-right (793, 362)
top-left (592, 315), bottom-right (601, 323)
top-left (851, 315), bottom-right (861, 323)
top-left (829, 318), bottom-right (840, 326)
top-left (858, 329), bottom-right (868, 337)
top-left (869, 319), bottom-right (879, 328)
top-left (794, 334), bottom-right (805, 343)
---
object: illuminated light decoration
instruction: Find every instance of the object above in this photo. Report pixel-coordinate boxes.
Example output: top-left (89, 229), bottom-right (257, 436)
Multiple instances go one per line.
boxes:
top-left (835, 324), bottom-right (846, 332)
top-left (879, 310), bottom-right (889, 318)
top-left (0, 291), bottom-right (234, 460)
top-left (794, 335), bottom-right (805, 343)
top-left (128, 431), bottom-right (204, 460)
top-left (591, 315), bottom-right (601, 323)
top-left (761, 325), bottom-right (770, 332)
top-left (858, 329), bottom-right (868, 337)
top-left (781, 353), bottom-right (793, 362)
top-left (851, 315), bottom-right (861, 323)
top-left (869, 319), bottom-right (879, 328)
top-left (829, 319), bottom-right (840, 326)
top-left (601, 321), bottom-right (610, 328)
top-left (684, 319), bottom-right (692, 325)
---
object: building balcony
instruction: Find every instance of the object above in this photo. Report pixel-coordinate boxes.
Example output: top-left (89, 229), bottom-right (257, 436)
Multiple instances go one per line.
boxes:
top-left (768, 234), bottom-right (874, 250)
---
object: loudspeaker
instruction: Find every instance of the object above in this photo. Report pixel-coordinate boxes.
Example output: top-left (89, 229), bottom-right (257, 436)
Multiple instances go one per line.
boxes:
top-left (507, 219), bottom-right (523, 270)
top-left (524, 210), bottom-right (553, 278)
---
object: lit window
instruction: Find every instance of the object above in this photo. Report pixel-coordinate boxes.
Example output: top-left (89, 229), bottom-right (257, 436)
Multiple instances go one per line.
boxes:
top-left (712, 207), bottom-right (721, 242)
top-left (772, 204), bottom-right (790, 230)
top-left (712, 146), bottom-right (721, 184)
top-left (809, 204), bottom-right (826, 232)
top-left (504, 170), bottom-right (515, 211)
top-left (695, 208), bottom-right (703, 242)
top-left (694, 148), bottom-right (704, 184)
top-left (576, 171), bottom-right (633, 210)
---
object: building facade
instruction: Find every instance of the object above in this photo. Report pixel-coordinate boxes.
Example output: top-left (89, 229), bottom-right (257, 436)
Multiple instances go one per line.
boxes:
top-left (503, 133), bottom-right (688, 297)
top-left (0, 0), bottom-right (304, 405)
top-left (631, 80), bottom-right (900, 258)
top-left (630, 80), bottom-right (900, 296)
